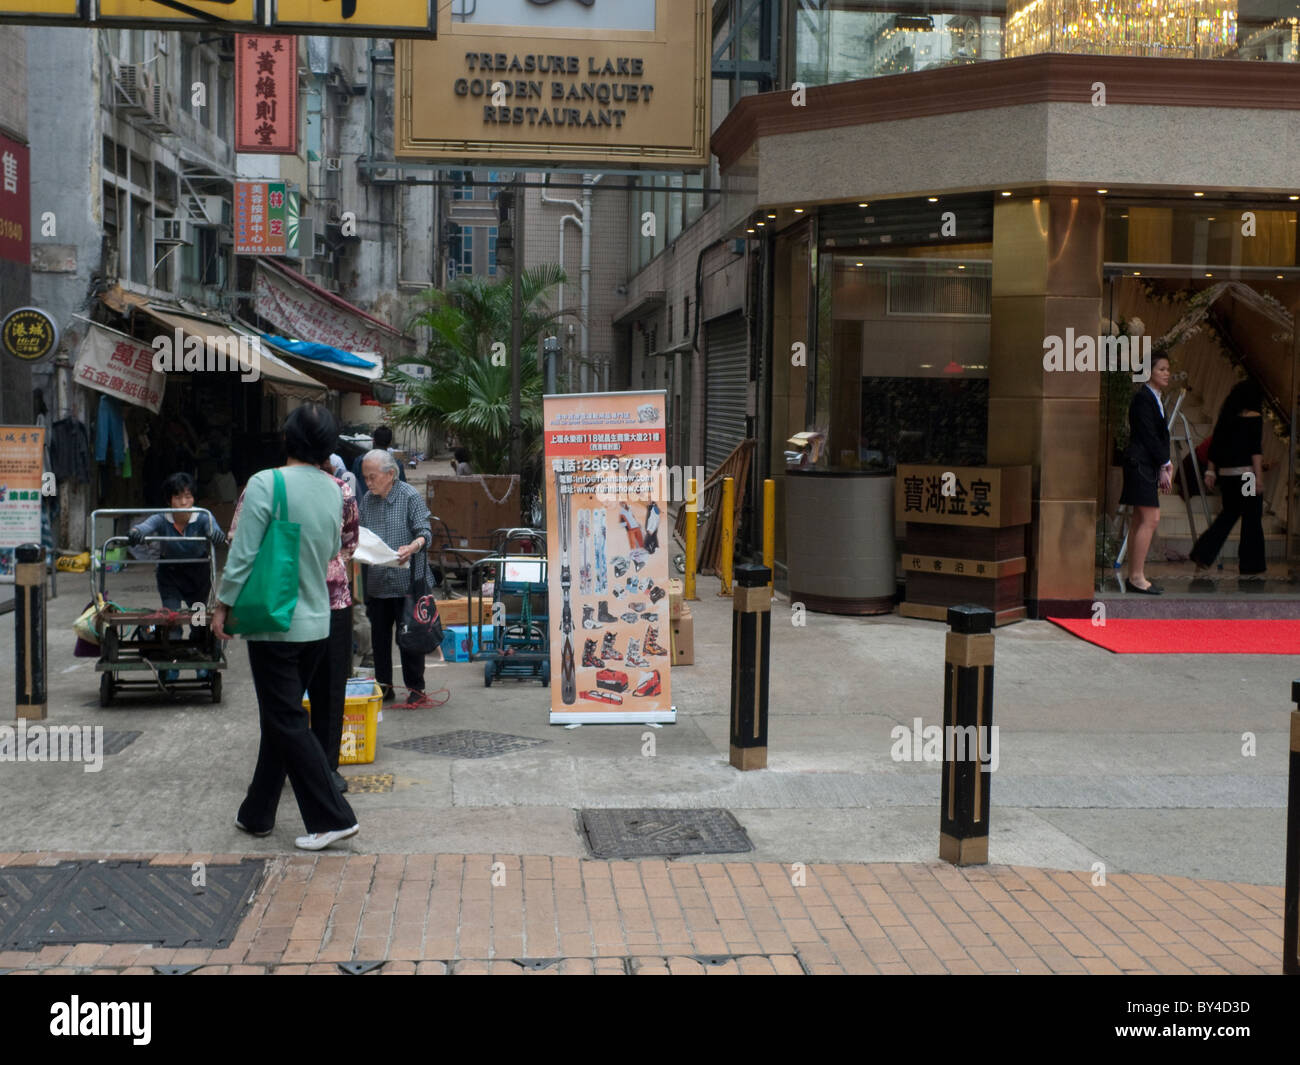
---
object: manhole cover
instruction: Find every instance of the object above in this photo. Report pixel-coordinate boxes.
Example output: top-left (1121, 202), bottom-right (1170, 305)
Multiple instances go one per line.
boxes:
top-left (101, 730), bottom-right (142, 756)
top-left (385, 730), bottom-right (547, 759)
top-left (0, 860), bottom-right (264, 951)
top-left (579, 808), bottom-right (754, 859)
top-left (343, 773), bottom-right (394, 794)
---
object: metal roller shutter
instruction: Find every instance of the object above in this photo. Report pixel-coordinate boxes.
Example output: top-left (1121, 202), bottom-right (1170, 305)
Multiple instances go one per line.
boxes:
top-left (705, 313), bottom-right (749, 476)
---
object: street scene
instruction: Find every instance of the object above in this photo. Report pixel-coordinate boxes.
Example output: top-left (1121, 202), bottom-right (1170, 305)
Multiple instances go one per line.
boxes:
top-left (0, 0), bottom-right (1298, 1015)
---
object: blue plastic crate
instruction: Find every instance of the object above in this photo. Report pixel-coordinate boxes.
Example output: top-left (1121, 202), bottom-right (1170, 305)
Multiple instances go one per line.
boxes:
top-left (440, 624), bottom-right (482, 662)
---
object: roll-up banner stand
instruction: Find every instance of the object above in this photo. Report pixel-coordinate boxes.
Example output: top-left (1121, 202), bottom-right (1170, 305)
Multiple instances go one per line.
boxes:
top-left (544, 391), bottom-right (675, 725)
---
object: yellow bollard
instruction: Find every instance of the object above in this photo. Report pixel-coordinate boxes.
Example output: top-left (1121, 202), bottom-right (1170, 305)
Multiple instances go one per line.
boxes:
top-left (763, 479), bottom-right (775, 590)
top-left (684, 477), bottom-right (698, 601)
top-left (720, 476), bottom-right (735, 596)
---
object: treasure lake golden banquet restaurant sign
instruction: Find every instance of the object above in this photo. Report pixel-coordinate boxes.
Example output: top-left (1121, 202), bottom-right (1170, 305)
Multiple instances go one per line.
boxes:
top-left (396, 0), bottom-right (710, 168)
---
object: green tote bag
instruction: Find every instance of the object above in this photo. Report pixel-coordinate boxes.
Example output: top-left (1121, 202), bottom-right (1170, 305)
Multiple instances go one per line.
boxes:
top-left (227, 468), bottom-right (299, 635)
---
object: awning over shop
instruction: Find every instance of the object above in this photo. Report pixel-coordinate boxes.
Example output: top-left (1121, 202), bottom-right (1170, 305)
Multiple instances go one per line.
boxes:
top-left (137, 304), bottom-right (328, 401)
top-left (613, 291), bottom-right (665, 326)
top-left (254, 258), bottom-right (415, 365)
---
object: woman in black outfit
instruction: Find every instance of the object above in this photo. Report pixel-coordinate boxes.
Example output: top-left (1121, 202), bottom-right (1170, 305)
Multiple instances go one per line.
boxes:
top-left (1120, 353), bottom-right (1174, 594)
top-left (1190, 380), bottom-right (1266, 578)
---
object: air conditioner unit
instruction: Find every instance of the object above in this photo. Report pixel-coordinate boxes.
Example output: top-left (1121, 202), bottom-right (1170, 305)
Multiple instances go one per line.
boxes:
top-left (146, 85), bottom-right (176, 131)
top-left (369, 166), bottom-right (397, 184)
top-left (185, 195), bottom-right (227, 226)
top-left (324, 157), bottom-right (342, 171)
top-left (114, 62), bottom-right (153, 116)
top-left (155, 217), bottom-right (191, 245)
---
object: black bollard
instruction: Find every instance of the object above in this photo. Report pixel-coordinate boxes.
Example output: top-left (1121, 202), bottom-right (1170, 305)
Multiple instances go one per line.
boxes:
top-left (14, 543), bottom-right (47, 720)
top-left (1284, 681), bottom-right (1300, 974)
top-left (939, 604), bottom-right (995, 866)
top-left (730, 563), bottom-right (771, 771)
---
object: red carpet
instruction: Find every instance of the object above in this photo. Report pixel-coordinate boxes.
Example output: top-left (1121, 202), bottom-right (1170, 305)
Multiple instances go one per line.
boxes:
top-left (1047, 617), bottom-right (1300, 654)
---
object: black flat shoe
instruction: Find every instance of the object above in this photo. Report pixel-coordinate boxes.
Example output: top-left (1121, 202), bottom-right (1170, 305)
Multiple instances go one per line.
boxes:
top-left (1125, 580), bottom-right (1163, 595)
top-left (333, 771), bottom-right (348, 794)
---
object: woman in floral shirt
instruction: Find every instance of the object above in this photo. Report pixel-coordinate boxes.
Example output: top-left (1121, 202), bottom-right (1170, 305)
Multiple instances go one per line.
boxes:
top-left (231, 459), bottom-right (360, 794)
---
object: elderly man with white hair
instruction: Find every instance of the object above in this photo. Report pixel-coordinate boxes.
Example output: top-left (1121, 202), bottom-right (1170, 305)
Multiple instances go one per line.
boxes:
top-left (358, 448), bottom-right (434, 708)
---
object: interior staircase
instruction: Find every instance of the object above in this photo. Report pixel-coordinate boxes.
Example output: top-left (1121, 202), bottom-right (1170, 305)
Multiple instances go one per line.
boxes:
top-left (1147, 391), bottom-right (1286, 563)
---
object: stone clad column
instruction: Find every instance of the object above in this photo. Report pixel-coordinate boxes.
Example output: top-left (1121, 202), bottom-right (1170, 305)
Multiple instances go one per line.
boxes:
top-left (988, 192), bottom-right (1104, 615)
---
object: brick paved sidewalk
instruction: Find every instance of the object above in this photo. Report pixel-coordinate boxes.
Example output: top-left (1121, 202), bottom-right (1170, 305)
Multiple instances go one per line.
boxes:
top-left (0, 854), bottom-right (1285, 975)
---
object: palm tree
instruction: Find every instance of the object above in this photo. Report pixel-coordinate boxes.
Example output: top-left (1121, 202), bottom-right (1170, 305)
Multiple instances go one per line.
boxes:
top-left (388, 265), bottom-right (572, 480)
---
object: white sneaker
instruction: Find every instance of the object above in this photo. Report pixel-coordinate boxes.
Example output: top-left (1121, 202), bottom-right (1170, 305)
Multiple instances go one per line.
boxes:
top-left (294, 824), bottom-right (359, 851)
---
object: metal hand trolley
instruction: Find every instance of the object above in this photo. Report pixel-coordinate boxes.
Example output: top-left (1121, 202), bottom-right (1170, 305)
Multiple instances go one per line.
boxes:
top-left (469, 541), bottom-right (550, 688)
top-left (89, 508), bottom-right (226, 706)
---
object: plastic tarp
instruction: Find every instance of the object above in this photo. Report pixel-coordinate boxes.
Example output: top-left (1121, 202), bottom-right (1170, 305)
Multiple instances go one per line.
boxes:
top-left (260, 335), bottom-right (383, 381)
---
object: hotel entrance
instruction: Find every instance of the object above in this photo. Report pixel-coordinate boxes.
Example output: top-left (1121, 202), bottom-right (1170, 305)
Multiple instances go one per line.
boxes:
top-left (1095, 200), bottom-right (1300, 600)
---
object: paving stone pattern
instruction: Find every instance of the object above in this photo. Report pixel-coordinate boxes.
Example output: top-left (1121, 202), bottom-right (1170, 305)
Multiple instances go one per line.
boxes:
top-left (0, 853), bottom-right (1285, 975)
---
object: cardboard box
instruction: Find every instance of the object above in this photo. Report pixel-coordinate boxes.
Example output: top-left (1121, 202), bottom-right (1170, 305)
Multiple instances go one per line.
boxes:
top-left (434, 597), bottom-right (492, 627)
top-left (670, 609), bottom-right (694, 666)
top-left (669, 578), bottom-right (685, 620)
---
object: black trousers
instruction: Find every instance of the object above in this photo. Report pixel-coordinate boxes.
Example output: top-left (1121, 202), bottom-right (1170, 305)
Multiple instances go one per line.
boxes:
top-left (1190, 475), bottom-right (1266, 575)
top-left (366, 595), bottom-right (425, 694)
top-left (305, 607), bottom-right (353, 771)
top-left (238, 639), bottom-right (357, 835)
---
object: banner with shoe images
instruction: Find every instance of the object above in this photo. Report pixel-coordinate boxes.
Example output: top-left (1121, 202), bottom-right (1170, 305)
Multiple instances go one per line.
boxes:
top-left (543, 390), bottom-right (674, 724)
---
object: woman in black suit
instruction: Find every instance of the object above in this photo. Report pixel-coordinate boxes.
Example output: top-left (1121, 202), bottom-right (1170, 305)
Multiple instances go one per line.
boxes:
top-left (1190, 380), bottom-right (1266, 578)
top-left (1119, 353), bottom-right (1173, 594)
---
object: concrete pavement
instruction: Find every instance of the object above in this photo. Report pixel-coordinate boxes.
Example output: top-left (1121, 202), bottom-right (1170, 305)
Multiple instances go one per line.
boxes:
top-left (1, 571), bottom-right (1294, 885)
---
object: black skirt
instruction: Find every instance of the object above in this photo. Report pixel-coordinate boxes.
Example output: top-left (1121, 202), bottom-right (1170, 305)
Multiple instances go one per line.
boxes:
top-left (1119, 459), bottom-right (1159, 508)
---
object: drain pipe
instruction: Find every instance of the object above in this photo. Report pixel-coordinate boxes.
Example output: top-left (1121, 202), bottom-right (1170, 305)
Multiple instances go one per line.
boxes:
top-left (542, 174), bottom-right (584, 386)
top-left (542, 174), bottom-right (601, 390)
top-left (580, 174), bottom-right (602, 390)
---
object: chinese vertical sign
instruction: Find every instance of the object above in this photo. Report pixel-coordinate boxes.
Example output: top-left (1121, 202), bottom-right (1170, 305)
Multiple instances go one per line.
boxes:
top-left (72, 323), bottom-right (166, 415)
top-left (544, 391), bottom-right (675, 725)
top-left (0, 426), bottom-right (45, 549)
top-left (235, 181), bottom-right (288, 256)
top-left (235, 34), bottom-right (298, 154)
top-left (0, 132), bottom-right (30, 265)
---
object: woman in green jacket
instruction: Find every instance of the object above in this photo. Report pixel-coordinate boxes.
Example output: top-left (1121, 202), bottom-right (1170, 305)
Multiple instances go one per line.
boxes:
top-left (212, 403), bottom-right (359, 851)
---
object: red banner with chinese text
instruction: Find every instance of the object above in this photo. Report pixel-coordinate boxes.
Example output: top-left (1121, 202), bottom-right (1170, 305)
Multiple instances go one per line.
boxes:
top-left (235, 34), bottom-right (298, 154)
top-left (0, 132), bottom-right (30, 266)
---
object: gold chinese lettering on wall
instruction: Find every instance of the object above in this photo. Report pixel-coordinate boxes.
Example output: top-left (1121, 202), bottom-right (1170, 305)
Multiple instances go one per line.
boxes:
top-left (895, 465), bottom-right (1032, 529)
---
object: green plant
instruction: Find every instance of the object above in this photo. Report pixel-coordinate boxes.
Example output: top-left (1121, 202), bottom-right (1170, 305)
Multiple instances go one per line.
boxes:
top-left (388, 266), bottom-right (573, 486)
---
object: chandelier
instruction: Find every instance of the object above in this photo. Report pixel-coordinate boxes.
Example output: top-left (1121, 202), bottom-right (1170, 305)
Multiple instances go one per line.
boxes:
top-left (1004, 0), bottom-right (1236, 59)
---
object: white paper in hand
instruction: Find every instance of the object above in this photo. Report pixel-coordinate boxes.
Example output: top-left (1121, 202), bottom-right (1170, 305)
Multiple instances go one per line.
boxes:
top-left (354, 526), bottom-right (409, 568)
